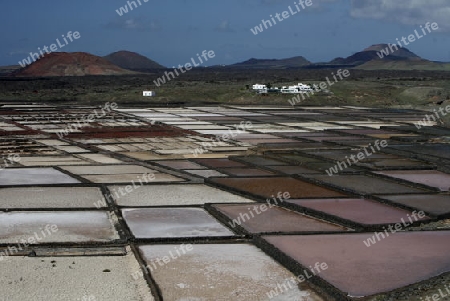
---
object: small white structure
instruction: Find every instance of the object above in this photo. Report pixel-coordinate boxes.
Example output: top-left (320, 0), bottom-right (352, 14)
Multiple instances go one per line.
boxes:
top-left (143, 91), bottom-right (156, 97)
top-left (257, 88), bottom-right (268, 94)
top-left (281, 83), bottom-right (313, 94)
top-left (297, 83), bottom-right (314, 92)
top-left (252, 84), bottom-right (268, 94)
top-left (252, 84), bottom-right (267, 91)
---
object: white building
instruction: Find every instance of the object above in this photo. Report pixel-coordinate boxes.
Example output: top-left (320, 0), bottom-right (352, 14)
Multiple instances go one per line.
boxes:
top-left (252, 84), bottom-right (267, 91)
top-left (143, 91), bottom-right (156, 97)
top-left (281, 83), bottom-right (313, 94)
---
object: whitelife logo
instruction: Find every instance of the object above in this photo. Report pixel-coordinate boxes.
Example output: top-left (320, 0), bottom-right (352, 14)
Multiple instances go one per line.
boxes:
top-left (250, 0), bottom-right (313, 35)
top-left (190, 121), bottom-right (252, 157)
top-left (414, 105), bottom-right (450, 129)
top-left (363, 211), bottom-right (426, 247)
top-left (153, 50), bottom-right (215, 87)
top-left (266, 262), bottom-right (328, 299)
top-left (0, 224), bottom-right (58, 261)
top-left (228, 192), bottom-right (291, 228)
top-left (131, 244), bottom-right (193, 280)
top-left (377, 22), bottom-right (439, 59)
top-left (0, 153), bottom-right (20, 171)
top-left (18, 31), bottom-right (81, 68)
top-left (419, 283), bottom-right (450, 301)
top-left (288, 69), bottom-right (350, 106)
top-left (116, 0), bottom-right (149, 16)
top-left (94, 172), bottom-right (155, 209)
top-left (56, 102), bottom-right (118, 139)
top-left (326, 139), bottom-right (388, 176)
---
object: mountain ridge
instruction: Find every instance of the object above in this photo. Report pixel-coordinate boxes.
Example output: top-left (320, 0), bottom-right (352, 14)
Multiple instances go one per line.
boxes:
top-left (5, 45), bottom-right (449, 76)
top-left (104, 50), bottom-right (165, 70)
top-left (13, 52), bottom-right (135, 77)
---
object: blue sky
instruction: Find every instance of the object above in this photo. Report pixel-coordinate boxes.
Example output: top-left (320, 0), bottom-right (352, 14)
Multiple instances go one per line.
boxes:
top-left (1, 0), bottom-right (449, 67)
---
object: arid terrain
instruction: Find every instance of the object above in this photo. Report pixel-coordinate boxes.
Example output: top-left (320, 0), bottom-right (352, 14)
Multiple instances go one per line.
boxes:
top-left (1, 68), bottom-right (450, 127)
top-left (2, 1), bottom-right (450, 300)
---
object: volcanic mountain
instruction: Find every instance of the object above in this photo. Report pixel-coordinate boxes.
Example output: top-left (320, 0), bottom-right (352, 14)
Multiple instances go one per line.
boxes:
top-left (230, 56), bottom-right (311, 69)
top-left (14, 52), bottom-right (135, 77)
top-left (330, 44), bottom-right (421, 66)
top-left (104, 50), bottom-right (165, 71)
top-left (353, 44), bottom-right (449, 70)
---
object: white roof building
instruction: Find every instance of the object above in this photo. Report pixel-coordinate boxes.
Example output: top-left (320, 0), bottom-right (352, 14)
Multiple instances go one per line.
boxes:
top-left (252, 84), bottom-right (267, 91)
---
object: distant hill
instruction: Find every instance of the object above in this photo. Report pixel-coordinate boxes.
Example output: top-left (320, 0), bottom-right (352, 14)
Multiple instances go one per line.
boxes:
top-left (353, 44), bottom-right (449, 70)
top-left (329, 44), bottom-right (421, 66)
top-left (362, 44), bottom-right (420, 59)
top-left (0, 65), bottom-right (21, 76)
top-left (230, 56), bottom-right (311, 69)
top-left (356, 59), bottom-right (450, 71)
top-left (104, 50), bottom-right (165, 70)
top-left (227, 44), bottom-right (440, 70)
top-left (14, 52), bottom-right (135, 77)
top-left (3, 44), bottom-right (448, 75)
